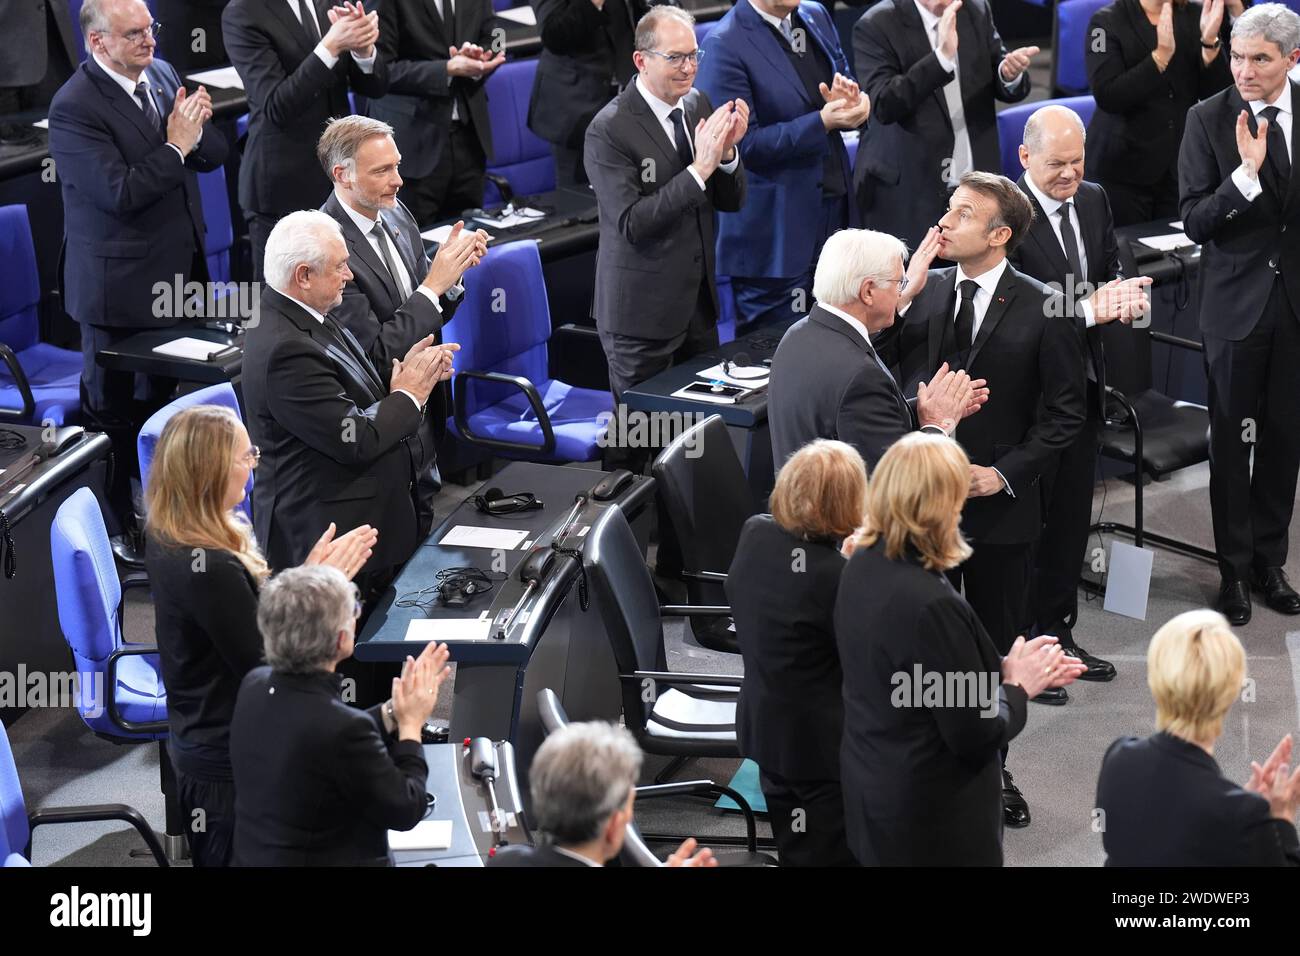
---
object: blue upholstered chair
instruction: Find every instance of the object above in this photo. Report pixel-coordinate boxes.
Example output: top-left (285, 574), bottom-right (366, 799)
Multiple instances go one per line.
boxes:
top-left (483, 59), bottom-right (556, 205)
top-left (1053, 0), bottom-right (1110, 95)
top-left (444, 240), bottom-right (613, 462)
top-left (0, 205), bottom-right (81, 426)
top-left (996, 95), bottom-right (1097, 178)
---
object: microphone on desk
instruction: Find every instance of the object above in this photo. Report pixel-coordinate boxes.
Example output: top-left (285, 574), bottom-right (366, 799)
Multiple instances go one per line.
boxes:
top-left (468, 737), bottom-right (509, 844)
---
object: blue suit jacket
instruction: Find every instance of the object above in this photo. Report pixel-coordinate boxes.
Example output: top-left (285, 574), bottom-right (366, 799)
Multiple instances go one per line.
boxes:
top-left (48, 57), bottom-right (228, 329)
top-left (697, 0), bottom-right (856, 279)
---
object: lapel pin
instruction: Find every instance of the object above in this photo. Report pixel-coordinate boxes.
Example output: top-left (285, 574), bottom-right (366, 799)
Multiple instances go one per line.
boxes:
top-left (996, 296), bottom-right (1006, 304)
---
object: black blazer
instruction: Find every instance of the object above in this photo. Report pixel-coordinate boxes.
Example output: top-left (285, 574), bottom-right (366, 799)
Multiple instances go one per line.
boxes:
top-left (369, 0), bottom-right (496, 180)
top-left (230, 667), bottom-right (427, 866)
top-left (853, 0), bottom-right (1029, 249)
top-left (1179, 80), bottom-right (1300, 340)
top-left (584, 83), bottom-right (746, 339)
top-left (145, 543), bottom-right (261, 779)
top-left (1097, 732), bottom-right (1300, 866)
top-left (486, 844), bottom-right (595, 867)
top-left (836, 540), bottom-right (1028, 865)
top-left (768, 304), bottom-right (915, 471)
top-left (223, 0), bottom-right (389, 218)
top-left (527, 0), bottom-right (654, 149)
top-left (1009, 175), bottom-right (1120, 419)
top-left (1085, 0), bottom-right (1231, 188)
top-left (47, 57), bottom-right (228, 329)
top-left (878, 262), bottom-right (1085, 543)
top-left (725, 515), bottom-right (845, 782)
top-left (242, 286), bottom-right (424, 572)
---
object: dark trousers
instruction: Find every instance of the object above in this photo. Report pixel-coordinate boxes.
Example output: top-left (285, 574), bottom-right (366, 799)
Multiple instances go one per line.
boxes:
top-left (759, 769), bottom-right (857, 867)
top-left (1031, 383), bottom-right (1101, 637)
top-left (174, 768), bottom-right (236, 867)
top-left (246, 211), bottom-right (279, 282)
top-left (400, 124), bottom-right (486, 228)
top-left (1098, 170), bottom-right (1179, 228)
top-left (1204, 278), bottom-right (1300, 580)
top-left (947, 541), bottom-right (1032, 657)
top-left (551, 142), bottom-right (589, 188)
top-left (730, 193), bottom-right (848, 331)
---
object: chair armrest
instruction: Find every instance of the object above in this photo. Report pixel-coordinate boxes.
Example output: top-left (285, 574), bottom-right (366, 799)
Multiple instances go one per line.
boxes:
top-left (105, 645), bottom-right (168, 735)
top-left (635, 779), bottom-right (759, 853)
top-left (625, 670), bottom-right (743, 688)
top-left (680, 570), bottom-right (728, 583)
top-left (453, 370), bottom-right (557, 457)
top-left (1102, 385), bottom-right (1138, 427)
top-left (659, 604), bottom-right (731, 618)
top-left (120, 571), bottom-right (151, 593)
top-left (0, 342), bottom-right (35, 423)
top-left (28, 803), bottom-right (169, 866)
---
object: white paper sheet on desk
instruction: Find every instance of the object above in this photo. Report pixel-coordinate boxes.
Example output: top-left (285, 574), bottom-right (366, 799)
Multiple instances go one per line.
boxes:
top-left (421, 224), bottom-right (495, 244)
top-left (1137, 232), bottom-right (1195, 252)
top-left (471, 207), bottom-right (544, 229)
top-left (404, 618), bottom-right (495, 642)
top-left (495, 6), bottom-right (537, 24)
top-left (388, 820), bottom-right (454, 851)
top-left (1169, 220), bottom-right (1184, 229)
top-left (439, 525), bottom-right (528, 550)
top-left (187, 66), bottom-right (244, 89)
top-left (152, 337), bottom-right (226, 361)
top-left (32, 118), bottom-right (48, 129)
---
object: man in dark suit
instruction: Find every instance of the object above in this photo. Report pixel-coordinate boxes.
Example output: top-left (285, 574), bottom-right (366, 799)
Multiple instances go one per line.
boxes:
top-left (242, 210), bottom-right (454, 587)
top-left (697, 0), bottom-right (868, 329)
top-left (231, 566), bottom-right (451, 866)
top-left (768, 227), bottom-right (986, 471)
top-left (223, 0), bottom-right (390, 276)
top-left (1011, 104), bottom-right (1152, 682)
top-left (584, 5), bottom-right (747, 408)
top-left (853, 0), bottom-right (1035, 250)
top-left (369, 0), bottom-right (504, 226)
top-left (1180, 4), bottom-right (1300, 625)
top-left (529, 0), bottom-right (660, 186)
top-left (48, 0), bottom-right (228, 535)
top-left (318, 114), bottom-right (488, 538)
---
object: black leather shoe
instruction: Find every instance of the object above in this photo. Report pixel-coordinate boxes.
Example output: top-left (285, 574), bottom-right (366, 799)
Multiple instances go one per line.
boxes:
top-left (1031, 687), bottom-right (1069, 705)
top-left (1063, 643), bottom-right (1116, 682)
top-left (109, 533), bottom-right (146, 570)
top-left (1002, 769), bottom-right (1030, 828)
top-left (1252, 567), bottom-right (1300, 615)
top-left (1216, 580), bottom-right (1252, 626)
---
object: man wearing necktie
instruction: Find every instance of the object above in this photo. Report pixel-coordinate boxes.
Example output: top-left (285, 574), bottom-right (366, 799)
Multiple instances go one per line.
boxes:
top-left (370, 0), bottom-right (504, 226)
top-left (319, 115), bottom-right (489, 539)
top-left (880, 171), bottom-right (1086, 829)
top-left (853, 0), bottom-right (1036, 251)
top-left (1180, 3), bottom-right (1300, 626)
top-left (768, 228), bottom-right (988, 472)
top-left (1011, 105), bottom-right (1153, 690)
top-left (223, 0), bottom-right (390, 278)
top-left (48, 0), bottom-right (227, 548)
top-left (584, 5), bottom-right (747, 455)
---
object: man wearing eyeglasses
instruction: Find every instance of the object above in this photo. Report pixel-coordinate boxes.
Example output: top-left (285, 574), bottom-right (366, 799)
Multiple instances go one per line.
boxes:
top-left (48, 0), bottom-right (228, 550)
top-left (584, 5), bottom-right (747, 439)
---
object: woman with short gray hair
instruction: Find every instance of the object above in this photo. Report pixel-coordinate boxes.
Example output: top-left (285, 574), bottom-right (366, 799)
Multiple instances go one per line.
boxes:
top-left (230, 565), bottom-right (451, 865)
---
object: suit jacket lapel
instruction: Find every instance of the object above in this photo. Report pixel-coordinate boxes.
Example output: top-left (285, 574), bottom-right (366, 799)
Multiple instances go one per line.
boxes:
top-left (625, 84), bottom-right (681, 172)
top-left (812, 306), bottom-right (910, 419)
top-left (926, 269), bottom-right (956, 373)
top-left (965, 267), bottom-right (1016, 370)
top-left (269, 0), bottom-right (316, 57)
top-left (1019, 178), bottom-right (1072, 278)
top-left (737, 2), bottom-right (809, 103)
top-left (898, 0), bottom-right (954, 131)
top-left (329, 195), bottom-right (404, 306)
top-left (271, 288), bottom-right (385, 402)
top-left (87, 60), bottom-right (163, 146)
top-left (1285, 80), bottom-right (1300, 212)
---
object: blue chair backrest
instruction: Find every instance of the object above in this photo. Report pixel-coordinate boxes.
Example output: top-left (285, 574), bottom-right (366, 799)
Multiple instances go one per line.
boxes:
top-left (68, 1), bottom-right (88, 60)
top-left (0, 719), bottom-right (30, 863)
top-left (50, 488), bottom-right (122, 676)
top-left (996, 95), bottom-right (1097, 178)
top-left (138, 383), bottom-right (251, 522)
top-left (485, 59), bottom-right (555, 202)
top-left (442, 240), bottom-right (551, 416)
top-left (198, 169), bottom-right (234, 284)
top-left (0, 205), bottom-right (41, 354)
top-left (1054, 0), bottom-right (1109, 94)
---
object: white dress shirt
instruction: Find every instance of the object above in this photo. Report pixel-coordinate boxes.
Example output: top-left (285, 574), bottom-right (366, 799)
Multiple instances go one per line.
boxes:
top-left (1232, 80), bottom-right (1293, 203)
top-left (1022, 173), bottom-right (1098, 328)
top-left (550, 846), bottom-right (602, 867)
top-left (913, 0), bottom-right (973, 182)
top-left (92, 53), bottom-right (189, 163)
top-left (953, 258), bottom-right (1013, 494)
top-left (284, 0), bottom-right (377, 73)
top-left (336, 197), bottom-right (443, 312)
top-left (634, 77), bottom-right (739, 191)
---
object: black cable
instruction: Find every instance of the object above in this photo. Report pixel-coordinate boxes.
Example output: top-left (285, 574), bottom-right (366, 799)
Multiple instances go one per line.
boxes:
top-left (0, 509), bottom-right (15, 580)
top-left (395, 566), bottom-right (506, 614)
top-left (0, 428), bottom-right (26, 451)
top-left (550, 543), bottom-right (589, 612)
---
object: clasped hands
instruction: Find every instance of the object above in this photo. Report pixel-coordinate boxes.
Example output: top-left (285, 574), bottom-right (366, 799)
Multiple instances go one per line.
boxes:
top-left (323, 2), bottom-right (380, 59)
top-left (448, 41), bottom-right (505, 79)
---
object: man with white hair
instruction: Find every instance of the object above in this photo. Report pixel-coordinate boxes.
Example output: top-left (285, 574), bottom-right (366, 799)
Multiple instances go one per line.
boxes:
top-left (241, 210), bottom-right (456, 593)
top-left (488, 721), bottom-right (717, 867)
top-left (767, 227), bottom-right (988, 471)
top-left (1181, 2), bottom-right (1300, 625)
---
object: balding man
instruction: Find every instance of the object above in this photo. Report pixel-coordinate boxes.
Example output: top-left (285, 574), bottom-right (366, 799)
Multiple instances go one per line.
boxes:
top-left (1010, 104), bottom-right (1150, 686)
top-left (241, 211), bottom-right (456, 592)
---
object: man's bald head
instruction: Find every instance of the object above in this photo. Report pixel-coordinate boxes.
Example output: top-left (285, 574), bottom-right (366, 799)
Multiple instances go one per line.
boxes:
top-left (1022, 105), bottom-right (1087, 154)
top-left (1019, 105), bottom-right (1087, 202)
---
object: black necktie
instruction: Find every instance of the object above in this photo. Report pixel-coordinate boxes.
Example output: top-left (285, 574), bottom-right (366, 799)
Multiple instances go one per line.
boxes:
top-left (954, 279), bottom-right (978, 360)
top-left (1058, 201), bottom-right (1084, 281)
top-left (297, 0), bottom-right (321, 44)
top-left (323, 314), bottom-right (385, 395)
top-left (1261, 105), bottom-right (1291, 189)
top-left (135, 80), bottom-right (161, 135)
top-left (668, 107), bottom-right (694, 170)
top-left (370, 218), bottom-right (407, 298)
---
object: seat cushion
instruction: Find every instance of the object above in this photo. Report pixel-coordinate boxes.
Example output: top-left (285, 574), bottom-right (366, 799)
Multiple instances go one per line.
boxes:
top-left (1100, 390), bottom-right (1210, 477)
top-left (458, 379), bottom-right (612, 462)
top-left (645, 686), bottom-right (738, 741)
top-left (0, 342), bottom-right (81, 425)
